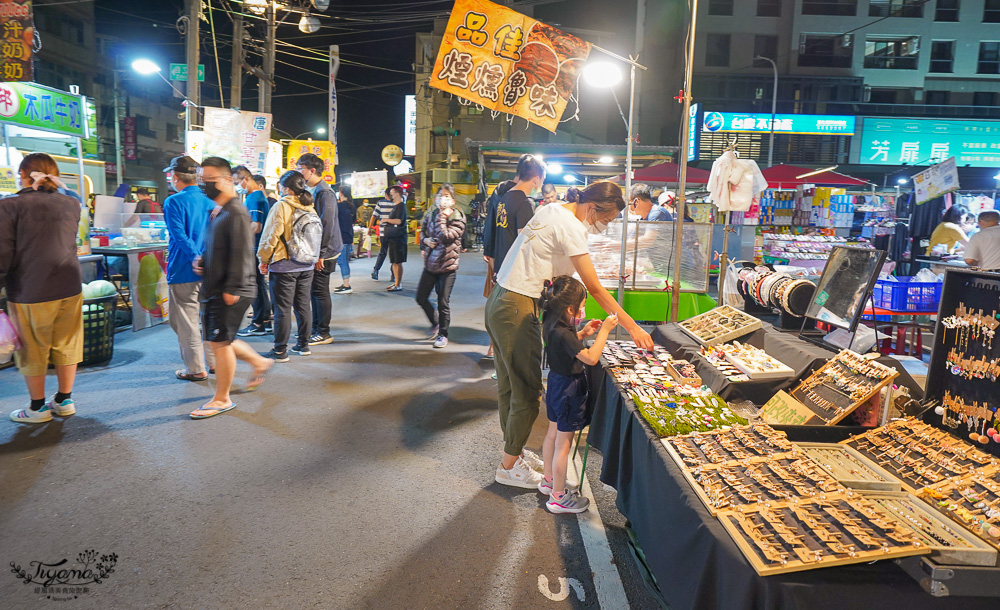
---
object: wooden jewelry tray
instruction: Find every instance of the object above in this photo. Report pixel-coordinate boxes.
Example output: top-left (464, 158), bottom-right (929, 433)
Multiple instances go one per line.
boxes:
top-left (918, 463), bottom-right (1000, 552)
top-left (789, 350), bottom-right (899, 425)
top-left (797, 442), bottom-right (901, 492)
top-left (661, 424), bottom-right (798, 471)
top-left (678, 305), bottom-right (762, 347)
top-left (721, 345), bottom-right (795, 381)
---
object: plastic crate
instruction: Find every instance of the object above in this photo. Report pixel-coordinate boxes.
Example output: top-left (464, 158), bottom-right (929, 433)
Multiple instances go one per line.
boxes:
top-left (81, 295), bottom-right (117, 366)
top-left (872, 277), bottom-right (942, 312)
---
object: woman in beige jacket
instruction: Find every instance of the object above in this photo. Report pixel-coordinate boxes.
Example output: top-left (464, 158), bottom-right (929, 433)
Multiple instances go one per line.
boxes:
top-left (256, 170), bottom-right (319, 361)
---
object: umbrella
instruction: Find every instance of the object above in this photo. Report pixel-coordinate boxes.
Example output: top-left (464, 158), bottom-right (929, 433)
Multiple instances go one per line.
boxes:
top-left (615, 162), bottom-right (711, 185)
top-left (761, 164), bottom-right (869, 188)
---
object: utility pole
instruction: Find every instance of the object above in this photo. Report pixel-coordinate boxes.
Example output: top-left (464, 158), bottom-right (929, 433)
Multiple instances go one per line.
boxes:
top-left (259, 4), bottom-right (276, 114)
top-left (185, 0), bottom-right (200, 130)
top-left (230, 14), bottom-right (243, 110)
top-left (447, 118), bottom-right (453, 172)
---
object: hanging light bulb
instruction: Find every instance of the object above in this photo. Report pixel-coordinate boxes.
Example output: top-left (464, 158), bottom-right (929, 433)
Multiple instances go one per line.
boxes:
top-left (299, 13), bottom-right (321, 33)
top-left (312, 0), bottom-right (331, 10)
top-left (243, 0), bottom-right (268, 15)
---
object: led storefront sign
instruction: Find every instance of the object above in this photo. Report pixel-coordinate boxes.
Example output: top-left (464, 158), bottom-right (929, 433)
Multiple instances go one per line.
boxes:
top-left (702, 112), bottom-right (855, 136)
top-left (858, 117), bottom-right (1000, 167)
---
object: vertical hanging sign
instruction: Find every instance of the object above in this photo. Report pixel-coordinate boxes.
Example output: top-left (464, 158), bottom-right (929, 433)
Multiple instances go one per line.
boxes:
top-left (0, 0), bottom-right (33, 82)
top-left (404, 94), bottom-right (416, 157)
top-left (123, 116), bottom-right (137, 161)
top-left (329, 44), bottom-right (339, 165)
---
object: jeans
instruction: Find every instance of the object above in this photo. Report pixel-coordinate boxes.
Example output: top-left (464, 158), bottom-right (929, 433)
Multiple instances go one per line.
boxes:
top-left (415, 269), bottom-right (456, 337)
top-left (336, 243), bottom-right (352, 280)
top-left (168, 282), bottom-right (215, 375)
top-left (311, 260), bottom-right (334, 336)
top-left (373, 236), bottom-right (389, 273)
top-left (251, 265), bottom-right (271, 327)
top-left (270, 270), bottom-right (313, 352)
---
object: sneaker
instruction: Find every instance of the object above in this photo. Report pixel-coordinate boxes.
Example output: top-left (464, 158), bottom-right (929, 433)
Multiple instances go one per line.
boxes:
top-left (433, 336), bottom-right (448, 349)
top-left (495, 457), bottom-right (545, 489)
top-left (521, 449), bottom-right (545, 472)
top-left (265, 349), bottom-right (289, 363)
top-left (49, 397), bottom-right (76, 417)
top-left (333, 285), bottom-right (353, 294)
top-left (308, 333), bottom-right (334, 346)
top-left (427, 325), bottom-right (440, 340)
top-left (538, 478), bottom-right (554, 495)
top-left (371, 270), bottom-right (379, 280)
top-left (9, 404), bottom-right (52, 424)
top-left (290, 345), bottom-right (312, 356)
top-left (237, 324), bottom-right (267, 337)
top-left (263, 325), bottom-right (273, 335)
top-left (546, 489), bottom-right (590, 514)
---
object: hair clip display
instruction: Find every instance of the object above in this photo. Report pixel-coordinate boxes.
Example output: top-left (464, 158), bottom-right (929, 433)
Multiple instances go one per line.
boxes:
top-left (663, 424), bottom-right (798, 470)
top-left (717, 342), bottom-right (795, 381)
top-left (679, 306), bottom-right (762, 347)
top-left (919, 464), bottom-right (1000, 553)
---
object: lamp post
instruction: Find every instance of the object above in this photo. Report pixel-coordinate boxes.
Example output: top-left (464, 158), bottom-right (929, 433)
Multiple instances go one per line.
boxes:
top-left (292, 127), bottom-right (326, 140)
top-left (755, 55), bottom-right (778, 168)
top-left (131, 59), bottom-right (197, 155)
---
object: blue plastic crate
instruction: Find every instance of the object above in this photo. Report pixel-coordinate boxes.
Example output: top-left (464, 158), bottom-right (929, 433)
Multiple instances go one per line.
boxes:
top-left (873, 277), bottom-right (942, 312)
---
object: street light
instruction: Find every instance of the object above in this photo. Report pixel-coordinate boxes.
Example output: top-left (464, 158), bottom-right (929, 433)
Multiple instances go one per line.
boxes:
top-left (131, 59), bottom-right (160, 75)
top-left (754, 55), bottom-right (778, 168)
top-left (583, 62), bottom-right (623, 88)
top-left (547, 163), bottom-right (563, 174)
top-left (563, 174), bottom-right (578, 183)
top-left (292, 127), bottom-right (326, 140)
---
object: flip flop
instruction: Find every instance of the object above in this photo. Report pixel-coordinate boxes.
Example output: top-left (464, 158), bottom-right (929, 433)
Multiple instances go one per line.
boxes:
top-left (387, 285), bottom-right (403, 292)
top-left (245, 360), bottom-right (273, 392)
top-left (190, 402), bottom-right (236, 419)
top-left (176, 370), bottom-right (208, 382)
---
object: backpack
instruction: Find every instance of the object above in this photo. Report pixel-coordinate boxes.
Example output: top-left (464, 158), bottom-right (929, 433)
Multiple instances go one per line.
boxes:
top-left (281, 205), bottom-right (323, 265)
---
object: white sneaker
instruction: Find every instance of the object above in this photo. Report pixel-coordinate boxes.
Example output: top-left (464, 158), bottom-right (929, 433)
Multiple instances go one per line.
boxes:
top-left (48, 397), bottom-right (76, 417)
top-left (10, 404), bottom-right (53, 424)
top-left (538, 478), bottom-right (554, 495)
top-left (546, 489), bottom-right (590, 514)
top-left (521, 449), bottom-right (544, 472)
top-left (495, 458), bottom-right (545, 489)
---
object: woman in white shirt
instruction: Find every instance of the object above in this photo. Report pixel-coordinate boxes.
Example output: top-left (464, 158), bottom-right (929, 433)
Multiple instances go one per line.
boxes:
top-left (486, 180), bottom-right (654, 488)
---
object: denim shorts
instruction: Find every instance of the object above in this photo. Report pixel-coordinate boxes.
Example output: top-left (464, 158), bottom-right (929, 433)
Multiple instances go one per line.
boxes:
top-left (545, 371), bottom-right (590, 432)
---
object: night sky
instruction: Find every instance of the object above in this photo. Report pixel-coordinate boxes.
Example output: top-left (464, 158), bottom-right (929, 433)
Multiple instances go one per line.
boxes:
top-left (97, 0), bottom-right (633, 175)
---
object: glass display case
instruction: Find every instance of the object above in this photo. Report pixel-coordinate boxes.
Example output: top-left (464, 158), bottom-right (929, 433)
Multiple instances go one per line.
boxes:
top-left (588, 220), bottom-right (712, 293)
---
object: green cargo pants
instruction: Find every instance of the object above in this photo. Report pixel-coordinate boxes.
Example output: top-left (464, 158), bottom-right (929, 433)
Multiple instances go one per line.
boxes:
top-left (484, 285), bottom-right (543, 457)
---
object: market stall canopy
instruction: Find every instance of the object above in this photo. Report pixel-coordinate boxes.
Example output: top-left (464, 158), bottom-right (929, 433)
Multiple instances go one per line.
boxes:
top-left (613, 162), bottom-right (711, 185)
top-left (467, 140), bottom-right (678, 183)
top-left (761, 164), bottom-right (870, 188)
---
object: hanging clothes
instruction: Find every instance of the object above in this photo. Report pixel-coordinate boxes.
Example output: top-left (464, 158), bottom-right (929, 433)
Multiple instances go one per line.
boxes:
top-left (707, 151), bottom-right (768, 212)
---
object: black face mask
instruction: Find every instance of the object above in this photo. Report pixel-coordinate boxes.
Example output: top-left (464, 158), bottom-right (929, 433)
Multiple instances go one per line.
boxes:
top-left (200, 181), bottom-right (222, 200)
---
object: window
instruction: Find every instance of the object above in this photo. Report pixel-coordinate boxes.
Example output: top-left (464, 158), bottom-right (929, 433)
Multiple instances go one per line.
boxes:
top-left (929, 41), bottom-right (954, 73)
top-left (925, 90), bottom-right (949, 105)
top-left (757, 0), bottom-right (781, 16)
top-left (864, 36), bottom-right (920, 69)
top-left (798, 34), bottom-right (852, 68)
top-left (166, 123), bottom-right (182, 143)
top-left (979, 42), bottom-right (1000, 74)
top-left (802, 1), bottom-right (857, 16)
top-left (869, 0), bottom-right (924, 17)
top-left (708, 0), bottom-right (733, 15)
top-left (753, 36), bottom-right (779, 67)
top-left (935, 0), bottom-right (959, 21)
top-left (868, 89), bottom-right (899, 104)
top-left (973, 92), bottom-right (997, 106)
top-left (134, 115), bottom-right (156, 138)
top-left (705, 34), bottom-right (731, 67)
top-left (987, 0), bottom-right (1000, 22)
top-left (466, 105), bottom-right (483, 115)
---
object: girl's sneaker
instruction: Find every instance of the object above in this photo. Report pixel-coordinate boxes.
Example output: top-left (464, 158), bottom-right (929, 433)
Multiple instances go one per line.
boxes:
top-left (546, 489), bottom-right (590, 514)
top-left (9, 404), bottom-right (53, 424)
top-left (538, 478), bottom-right (554, 495)
top-left (49, 397), bottom-right (76, 417)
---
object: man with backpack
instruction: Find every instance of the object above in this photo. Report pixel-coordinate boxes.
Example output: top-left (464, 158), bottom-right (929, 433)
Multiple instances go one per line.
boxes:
top-left (294, 153), bottom-right (342, 346)
top-left (257, 170), bottom-right (323, 362)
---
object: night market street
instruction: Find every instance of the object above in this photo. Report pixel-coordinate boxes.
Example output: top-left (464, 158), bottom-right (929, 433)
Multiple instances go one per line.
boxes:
top-left (0, 252), bottom-right (659, 609)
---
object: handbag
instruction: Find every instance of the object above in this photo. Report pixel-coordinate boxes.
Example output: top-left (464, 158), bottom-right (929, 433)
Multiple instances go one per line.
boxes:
top-left (0, 311), bottom-right (21, 364)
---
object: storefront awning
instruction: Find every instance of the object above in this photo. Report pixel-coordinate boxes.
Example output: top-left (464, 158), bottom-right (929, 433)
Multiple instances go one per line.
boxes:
top-left (761, 164), bottom-right (871, 188)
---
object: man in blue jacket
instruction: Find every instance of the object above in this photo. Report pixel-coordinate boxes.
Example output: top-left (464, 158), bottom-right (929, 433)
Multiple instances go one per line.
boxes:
top-left (162, 156), bottom-right (216, 381)
top-left (295, 153), bottom-right (342, 346)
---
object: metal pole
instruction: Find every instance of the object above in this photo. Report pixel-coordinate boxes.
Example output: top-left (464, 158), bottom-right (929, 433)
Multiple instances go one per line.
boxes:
top-left (2, 124), bottom-right (9, 163)
top-left (447, 119), bottom-right (453, 172)
top-left (230, 14), bottom-right (243, 109)
top-left (261, 4), bottom-right (276, 115)
top-left (185, 0), bottom-right (200, 127)
top-left (718, 211), bottom-right (731, 303)
top-left (757, 55), bottom-right (777, 168)
top-left (671, 0), bottom-right (698, 323)
top-left (75, 137), bottom-right (85, 198)
top-left (616, 63), bottom-right (636, 339)
top-left (113, 71), bottom-right (123, 189)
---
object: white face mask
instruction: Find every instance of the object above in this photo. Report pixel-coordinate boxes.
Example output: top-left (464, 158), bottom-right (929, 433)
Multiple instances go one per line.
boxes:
top-left (585, 219), bottom-right (609, 235)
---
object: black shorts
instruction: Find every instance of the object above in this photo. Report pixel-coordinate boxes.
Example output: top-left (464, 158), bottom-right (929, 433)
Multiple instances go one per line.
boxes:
top-left (545, 371), bottom-right (590, 432)
top-left (201, 296), bottom-right (252, 343)
top-left (387, 237), bottom-right (408, 264)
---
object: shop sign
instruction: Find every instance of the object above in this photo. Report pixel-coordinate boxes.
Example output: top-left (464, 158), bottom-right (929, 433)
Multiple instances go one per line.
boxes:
top-left (0, 0), bottom-right (32, 82)
top-left (168, 63), bottom-right (205, 82)
top-left (0, 81), bottom-right (86, 138)
top-left (404, 94), bottom-right (416, 157)
top-left (0, 165), bottom-right (15, 191)
top-left (123, 116), bottom-right (137, 161)
top-left (430, 0), bottom-right (592, 133)
top-left (202, 108), bottom-right (272, 174)
top-left (913, 156), bottom-right (960, 206)
top-left (351, 170), bottom-right (387, 199)
top-left (329, 45), bottom-right (339, 165)
top-left (287, 139), bottom-right (336, 184)
top-left (703, 111), bottom-right (855, 136)
top-left (687, 103), bottom-right (700, 162)
top-left (857, 117), bottom-right (1000, 168)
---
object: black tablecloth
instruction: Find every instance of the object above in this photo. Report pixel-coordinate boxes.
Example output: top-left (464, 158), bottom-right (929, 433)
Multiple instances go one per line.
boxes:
top-left (652, 322), bottom-right (924, 406)
top-left (588, 370), bottom-right (995, 610)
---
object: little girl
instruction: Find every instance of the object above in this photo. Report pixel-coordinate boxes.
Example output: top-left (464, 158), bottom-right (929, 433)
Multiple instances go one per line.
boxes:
top-left (538, 275), bottom-right (618, 514)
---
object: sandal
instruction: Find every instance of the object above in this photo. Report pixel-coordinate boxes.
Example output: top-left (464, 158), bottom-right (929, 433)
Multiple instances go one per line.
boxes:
top-left (176, 370), bottom-right (208, 382)
top-left (190, 402), bottom-right (236, 419)
top-left (245, 360), bottom-right (273, 392)
top-left (387, 285), bottom-right (403, 292)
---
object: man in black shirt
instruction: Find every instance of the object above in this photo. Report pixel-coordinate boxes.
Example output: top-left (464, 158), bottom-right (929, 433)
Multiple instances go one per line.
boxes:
top-left (192, 156), bottom-right (272, 419)
top-left (492, 154), bottom-right (545, 272)
top-left (295, 153), bottom-right (342, 346)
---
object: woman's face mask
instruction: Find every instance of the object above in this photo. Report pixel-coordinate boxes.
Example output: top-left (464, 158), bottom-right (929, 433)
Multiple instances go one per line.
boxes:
top-left (583, 207), bottom-right (610, 234)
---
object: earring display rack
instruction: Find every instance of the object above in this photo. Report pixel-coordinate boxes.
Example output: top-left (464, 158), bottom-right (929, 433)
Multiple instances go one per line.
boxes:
top-left (797, 443), bottom-right (901, 492)
top-left (663, 424), bottom-right (798, 471)
top-left (789, 349), bottom-right (899, 425)
top-left (717, 496), bottom-right (929, 576)
top-left (679, 305), bottom-right (762, 347)
top-left (919, 464), bottom-right (1000, 552)
top-left (635, 394), bottom-right (747, 438)
top-left (697, 345), bottom-right (751, 382)
top-left (843, 418), bottom-right (996, 493)
top-left (685, 455), bottom-right (847, 515)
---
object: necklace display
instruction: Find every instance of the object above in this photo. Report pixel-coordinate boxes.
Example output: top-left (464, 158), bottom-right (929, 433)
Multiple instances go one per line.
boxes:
top-left (798, 443), bottom-right (897, 490)
top-left (941, 305), bottom-right (999, 352)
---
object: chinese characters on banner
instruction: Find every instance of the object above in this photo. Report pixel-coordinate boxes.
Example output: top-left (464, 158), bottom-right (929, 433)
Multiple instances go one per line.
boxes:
top-left (0, 0), bottom-right (32, 82)
top-left (329, 45), bottom-right (340, 165)
top-left (351, 170), bottom-right (388, 199)
top-left (123, 116), bottom-right (137, 161)
top-left (430, 0), bottom-right (592, 133)
top-left (287, 139), bottom-right (336, 184)
top-left (0, 82), bottom-right (86, 137)
top-left (202, 108), bottom-right (273, 174)
top-left (912, 157), bottom-right (960, 206)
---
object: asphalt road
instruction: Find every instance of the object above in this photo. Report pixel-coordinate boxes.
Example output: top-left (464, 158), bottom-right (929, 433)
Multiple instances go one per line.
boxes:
top-left (0, 251), bottom-right (664, 609)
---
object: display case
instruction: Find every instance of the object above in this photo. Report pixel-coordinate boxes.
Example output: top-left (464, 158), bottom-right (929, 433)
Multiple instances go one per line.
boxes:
top-left (678, 305), bottom-right (762, 346)
top-left (796, 442), bottom-right (901, 491)
top-left (587, 220), bottom-right (712, 293)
